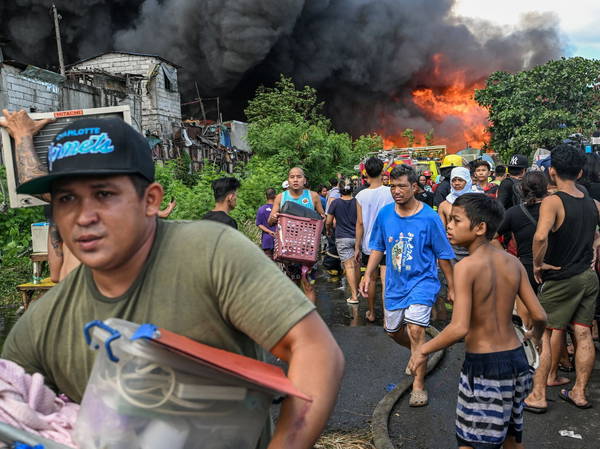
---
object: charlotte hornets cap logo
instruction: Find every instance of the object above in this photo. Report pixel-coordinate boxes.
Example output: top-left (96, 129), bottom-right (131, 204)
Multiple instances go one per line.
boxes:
top-left (48, 128), bottom-right (115, 170)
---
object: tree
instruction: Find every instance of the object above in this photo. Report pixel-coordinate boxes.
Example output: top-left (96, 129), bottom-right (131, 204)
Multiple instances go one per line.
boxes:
top-left (475, 57), bottom-right (600, 160)
top-left (425, 129), bottom-right (434, 146)
top-left (245, 74), bottom-right (381, 188)
top-left (244, 76), bottom-right (329, 131)
top-left (402, 128), bottom-right (415, 147)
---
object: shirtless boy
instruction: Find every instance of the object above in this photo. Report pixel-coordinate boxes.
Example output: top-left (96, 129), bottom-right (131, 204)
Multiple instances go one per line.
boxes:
top-left (408, 193), bottom-right (547, 449)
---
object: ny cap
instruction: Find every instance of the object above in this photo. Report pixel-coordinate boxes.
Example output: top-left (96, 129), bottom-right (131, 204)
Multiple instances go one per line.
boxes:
top-left (507, 154), bottom-right (528, 169)
top-left (17, 117), bottom-right (154, 195)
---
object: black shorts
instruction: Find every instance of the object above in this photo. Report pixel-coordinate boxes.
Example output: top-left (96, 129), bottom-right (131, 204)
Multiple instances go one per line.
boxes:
top-left (361, 252), bottom-right (386, 267)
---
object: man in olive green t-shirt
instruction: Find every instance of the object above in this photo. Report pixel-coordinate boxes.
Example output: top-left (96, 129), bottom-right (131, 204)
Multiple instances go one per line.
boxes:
top-left (0, 110), bottom-right (344, 449)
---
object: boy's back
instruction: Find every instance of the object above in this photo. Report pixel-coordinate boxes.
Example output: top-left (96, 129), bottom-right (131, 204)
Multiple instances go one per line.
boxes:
top-left (459, 244), bottom-right (523, 354)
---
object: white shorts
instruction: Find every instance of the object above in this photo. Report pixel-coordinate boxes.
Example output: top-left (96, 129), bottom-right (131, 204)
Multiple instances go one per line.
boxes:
top-left (384, 304), bottom-right (432, 332)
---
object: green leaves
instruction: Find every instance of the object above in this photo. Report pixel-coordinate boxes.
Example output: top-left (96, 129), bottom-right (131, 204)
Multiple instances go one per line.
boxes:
top-left (475, 57), bottom-right (600, 160)
top-left (245, 74), bottom-right (382, 187)
top-left (0, 166), bottom-right (45, 303)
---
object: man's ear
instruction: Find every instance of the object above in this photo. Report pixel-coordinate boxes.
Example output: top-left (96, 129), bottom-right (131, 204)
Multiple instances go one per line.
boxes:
top-left (145, 182), bottom-right (164, 217)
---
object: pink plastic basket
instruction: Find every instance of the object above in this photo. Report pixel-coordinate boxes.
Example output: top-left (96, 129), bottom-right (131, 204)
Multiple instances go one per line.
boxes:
top-left (273, 213), bottom-right (323, 265)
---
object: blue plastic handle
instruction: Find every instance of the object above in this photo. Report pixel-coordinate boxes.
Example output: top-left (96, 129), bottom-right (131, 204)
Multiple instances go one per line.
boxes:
top-left (83, 320), bottom-right (121, 363)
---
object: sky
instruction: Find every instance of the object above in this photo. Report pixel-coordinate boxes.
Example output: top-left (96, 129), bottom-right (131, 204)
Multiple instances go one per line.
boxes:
top-left (454, 0), bottom-right (600, 59)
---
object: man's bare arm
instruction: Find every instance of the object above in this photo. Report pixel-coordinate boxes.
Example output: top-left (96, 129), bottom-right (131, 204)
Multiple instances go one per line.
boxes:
top-left (354, 202), bottom-right (364, 262)
top-left (269, 311), bottom-right (344, 449)
top-left (325, 213), bottom-right (334, 236)
top-left (438, 201), bottom-right (450, 227)
top-left (312, 191), bottom-right (325, 217)
top-left (157, 200), bottom-right (177, 218)
top-left (0, 109), bottom-right (53, 185)
top-left (438, 258), bottom-right (454, 303)
top-left (258, 224), bottom-right (274, 235)
top-left (268, 194), bottom-right (282, 226)
top-left (47, 223), bottom-right (64, 283)
top-left (359, 250), bottom-right (383, 297)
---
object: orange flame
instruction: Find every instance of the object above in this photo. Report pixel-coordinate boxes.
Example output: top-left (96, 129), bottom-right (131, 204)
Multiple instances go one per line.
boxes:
top-left (381, 54), bottom-right (489, 153)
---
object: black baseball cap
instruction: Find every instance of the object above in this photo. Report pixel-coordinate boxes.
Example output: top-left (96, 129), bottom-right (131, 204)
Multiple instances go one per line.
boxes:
top-left (507, 154), bottom-right (528, 169)
top-left (17, 117), bottom-right (154, 195)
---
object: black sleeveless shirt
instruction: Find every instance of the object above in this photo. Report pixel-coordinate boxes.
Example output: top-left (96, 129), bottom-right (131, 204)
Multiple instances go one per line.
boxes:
top-left (543, 192), bottom-right (598, 281)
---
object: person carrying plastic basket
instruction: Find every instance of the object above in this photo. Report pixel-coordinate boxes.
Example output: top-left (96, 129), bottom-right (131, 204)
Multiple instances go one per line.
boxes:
top-left (268, 167), bottom-right (325, 303)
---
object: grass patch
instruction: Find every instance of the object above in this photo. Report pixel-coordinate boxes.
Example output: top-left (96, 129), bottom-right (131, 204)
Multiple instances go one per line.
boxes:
top-left (314, 430), bottom-right (375, 449)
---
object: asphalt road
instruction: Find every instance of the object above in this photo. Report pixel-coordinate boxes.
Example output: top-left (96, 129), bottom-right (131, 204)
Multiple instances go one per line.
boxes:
top-left (314, 274), bottom-right (600, 448)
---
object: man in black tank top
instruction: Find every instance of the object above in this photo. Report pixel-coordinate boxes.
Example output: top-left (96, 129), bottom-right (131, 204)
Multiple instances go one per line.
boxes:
top-left (525, 144), bottom-right (600, 413)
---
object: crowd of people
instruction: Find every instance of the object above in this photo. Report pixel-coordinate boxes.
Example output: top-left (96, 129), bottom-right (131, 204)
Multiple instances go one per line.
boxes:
top-left (1, 107), bottom-right (599, 449)
top-left (252, 146), bottom-right (599, 448)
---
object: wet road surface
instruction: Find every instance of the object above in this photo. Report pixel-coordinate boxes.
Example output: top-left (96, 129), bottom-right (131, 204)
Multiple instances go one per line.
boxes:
top-left (315, 272), bottom-right (600, 448)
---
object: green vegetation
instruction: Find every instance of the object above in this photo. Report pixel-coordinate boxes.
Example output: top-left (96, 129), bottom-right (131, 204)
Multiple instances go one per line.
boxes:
top-left (0, 166), bottom-right (45, 305)
top-left (475, 57), bottom-right (600, 160)
top-left (246, 75), bottom-right (381, 189)
top-left (401, 128), bottom-right (415, 147)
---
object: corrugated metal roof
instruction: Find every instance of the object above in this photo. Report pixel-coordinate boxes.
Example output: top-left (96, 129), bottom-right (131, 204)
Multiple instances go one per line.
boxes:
top-left (68, 51), bottom-right (182, 69)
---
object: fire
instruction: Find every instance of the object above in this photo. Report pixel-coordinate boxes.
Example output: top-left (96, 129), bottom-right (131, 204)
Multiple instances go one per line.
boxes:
top-left (381, 53), bottom-right (489, 153)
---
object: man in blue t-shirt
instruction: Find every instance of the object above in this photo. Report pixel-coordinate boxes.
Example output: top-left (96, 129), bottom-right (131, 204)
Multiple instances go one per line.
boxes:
top-left (360, 165), bottom-right (455, 408)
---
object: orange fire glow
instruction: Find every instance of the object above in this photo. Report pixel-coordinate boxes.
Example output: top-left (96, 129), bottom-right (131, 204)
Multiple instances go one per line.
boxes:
top-left (381, 54), bottom-right (489, 153)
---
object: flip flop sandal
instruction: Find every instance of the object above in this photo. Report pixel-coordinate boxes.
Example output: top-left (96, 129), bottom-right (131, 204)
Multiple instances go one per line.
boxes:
top-left (559, 389), bottom-right (592, 409)
top-left (346, 297), bottom-right (359, 304)
top-left (523, 402), bottom-right (547, 414)
top-left (409, 390), bottom-right (428, 407)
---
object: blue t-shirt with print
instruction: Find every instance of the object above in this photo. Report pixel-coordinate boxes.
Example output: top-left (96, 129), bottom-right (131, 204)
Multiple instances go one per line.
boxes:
top-left (369, 203), bottom-right (454, 310)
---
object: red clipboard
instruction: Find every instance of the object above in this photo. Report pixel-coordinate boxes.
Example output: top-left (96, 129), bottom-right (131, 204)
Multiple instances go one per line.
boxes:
top-left (143, 326), bottom-right (312, 402)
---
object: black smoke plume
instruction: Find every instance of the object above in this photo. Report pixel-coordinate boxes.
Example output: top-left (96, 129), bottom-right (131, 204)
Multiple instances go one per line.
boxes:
top-left (0, 0), bottom-right (565, 141)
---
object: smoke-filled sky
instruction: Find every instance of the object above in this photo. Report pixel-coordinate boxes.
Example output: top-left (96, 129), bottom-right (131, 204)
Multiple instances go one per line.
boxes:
top-left (455, 0), bottom-right (600, 59)
top-left (0, 0), bottom-right (568, 143)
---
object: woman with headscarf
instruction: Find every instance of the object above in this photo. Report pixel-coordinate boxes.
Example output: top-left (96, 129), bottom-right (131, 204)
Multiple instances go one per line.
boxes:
top-left (437, 166), bottom-right (483, 261)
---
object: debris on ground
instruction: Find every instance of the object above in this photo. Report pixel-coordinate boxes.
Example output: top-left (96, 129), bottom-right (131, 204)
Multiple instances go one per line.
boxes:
top-left (314, 430), bottom-right (375, 449)
top-left (559, 429), bottom-right (583, 439)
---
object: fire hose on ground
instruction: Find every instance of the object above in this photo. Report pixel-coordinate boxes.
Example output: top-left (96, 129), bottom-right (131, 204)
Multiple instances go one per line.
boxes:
top-left (371, 326), bottom-right (445, 449)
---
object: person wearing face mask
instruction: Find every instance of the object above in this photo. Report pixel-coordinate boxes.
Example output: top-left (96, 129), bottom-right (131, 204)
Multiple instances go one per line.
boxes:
top-left (438, 167), bottom-right (484, 261)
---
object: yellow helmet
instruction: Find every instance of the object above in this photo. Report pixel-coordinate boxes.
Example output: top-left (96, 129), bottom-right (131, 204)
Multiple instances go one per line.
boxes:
top-left (440, 154), bottom-right (464, 168)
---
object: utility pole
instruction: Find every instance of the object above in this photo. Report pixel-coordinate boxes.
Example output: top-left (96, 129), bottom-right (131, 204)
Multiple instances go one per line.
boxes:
top-left (51, 4), bottom-right (65, 76)
top-left (194, 81), bottom-right (207, 122)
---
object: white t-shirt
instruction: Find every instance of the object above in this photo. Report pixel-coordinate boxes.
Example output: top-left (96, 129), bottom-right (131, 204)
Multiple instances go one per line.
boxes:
top-left (355, 185), bottom-right (394, 254)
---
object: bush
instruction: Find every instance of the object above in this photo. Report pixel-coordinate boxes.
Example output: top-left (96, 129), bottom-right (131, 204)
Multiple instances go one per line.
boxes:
top-left (0, 166), bottom-right (45, 304)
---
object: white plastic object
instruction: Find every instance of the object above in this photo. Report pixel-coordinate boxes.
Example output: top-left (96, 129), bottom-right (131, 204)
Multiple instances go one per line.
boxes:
top-left (74, 318), bottom-right (274, 449)
top-left (513, 322), bottom-right (540, 370)
top-left (31, 222), bottom-right (49, 253)
top-left (138, 419), bottom-right (190, 449)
